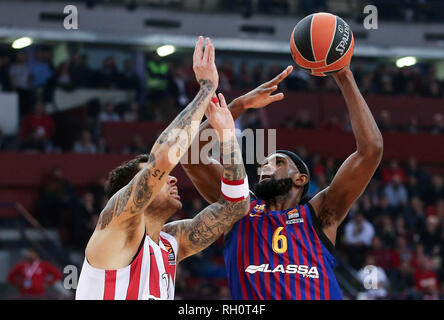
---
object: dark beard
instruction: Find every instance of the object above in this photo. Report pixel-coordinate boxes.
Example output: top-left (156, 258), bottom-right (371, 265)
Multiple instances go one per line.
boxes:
top-left (252, 177), bottom-right (293, 201)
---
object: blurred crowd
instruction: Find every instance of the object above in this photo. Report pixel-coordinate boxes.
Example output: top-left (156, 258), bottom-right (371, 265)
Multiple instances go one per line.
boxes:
top-left (0, 47), bottom-right (443, 154)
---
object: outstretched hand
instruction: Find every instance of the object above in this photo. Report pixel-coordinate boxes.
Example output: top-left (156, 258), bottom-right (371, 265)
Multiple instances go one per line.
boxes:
top-left (193, 36), bottom-right (219, 89)
top-left (239, 65), bottom-right (293, 110)
top-left (205, 93), bottom-right (235, 136)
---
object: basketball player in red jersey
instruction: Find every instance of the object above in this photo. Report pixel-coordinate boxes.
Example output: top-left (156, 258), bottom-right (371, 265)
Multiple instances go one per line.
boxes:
top-left (182, 65), bottom-right (383, 299)
top-left (76, 37), bottom-right (250, 300)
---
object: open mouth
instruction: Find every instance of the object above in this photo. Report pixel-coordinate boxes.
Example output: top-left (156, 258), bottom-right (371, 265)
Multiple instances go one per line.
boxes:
top-left (169, 187), bottom-right (181, 200)
top-left (260, 174), bottom-right (272, 182)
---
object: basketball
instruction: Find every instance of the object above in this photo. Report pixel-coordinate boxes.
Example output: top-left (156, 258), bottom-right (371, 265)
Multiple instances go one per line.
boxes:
top-left (290, 12), bottom-right (354, 77)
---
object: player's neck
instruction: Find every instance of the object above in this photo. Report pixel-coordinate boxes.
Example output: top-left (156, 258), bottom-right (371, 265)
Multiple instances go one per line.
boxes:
top-left (266, 189), bottom-right (301, 211)
top-left (143, 208), bottom-right (174, 245)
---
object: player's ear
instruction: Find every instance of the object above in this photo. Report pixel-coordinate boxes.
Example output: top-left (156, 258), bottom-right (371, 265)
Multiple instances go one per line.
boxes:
top-left (293, 173), bottom-right (309, 188)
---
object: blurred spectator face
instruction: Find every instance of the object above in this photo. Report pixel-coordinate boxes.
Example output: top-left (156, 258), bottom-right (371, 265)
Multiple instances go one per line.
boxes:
top-left (426, 216), bottom-right (439, 234)
top-left (389, 159), bottom-right (399, 170)
top-left (396, 237), bottom-right (407, 251)
top-left (392, 174), bottom-right (402, 186)
top-left (371, 236), bottom-right (382, 249)
top-left (433, 113), bottom-right (443, 127)
top-left (432, 175), bottom-right (443, 190)
top-left (52, 167), bottom-right (64, 180)
top-left (105, 103), bottom-right (115, 114)
top-left (411, 196), bottom-right (423, 212)
top-left (380, 110), bottom-right (391, 124)
top-left (82, 192), bottom-right (95, 208)
top-left (34, 103), bottom-right (45, 116)
top-left (81, 130), bottom-right (92, 144)
top-left (407, 157), bottom-right (417, 169)
top-left (407, 175), bottom-right (417, 187)
top-left (26, 248), bottom-right (39, 261)
top-left (354, 212), bottom-right (364, 225)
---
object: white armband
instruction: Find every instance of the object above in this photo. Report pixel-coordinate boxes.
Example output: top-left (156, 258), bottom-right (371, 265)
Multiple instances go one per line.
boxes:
top-left (221, 175), bottom-right (249, 202)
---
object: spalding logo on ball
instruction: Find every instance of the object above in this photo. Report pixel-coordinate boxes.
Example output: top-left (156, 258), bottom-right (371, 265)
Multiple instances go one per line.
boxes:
top-left (290, 12), bottom-right (354, 77)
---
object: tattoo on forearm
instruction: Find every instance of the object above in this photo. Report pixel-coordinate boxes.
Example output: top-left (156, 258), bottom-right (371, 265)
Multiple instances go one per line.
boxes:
top-left (162, 133), bottom-right (249, 257)
top-left (220, 136), bottom-right (245, 181)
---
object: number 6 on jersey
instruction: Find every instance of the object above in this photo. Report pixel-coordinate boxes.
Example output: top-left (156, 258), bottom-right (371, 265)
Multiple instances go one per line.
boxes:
top-left (272, 227), bottom-right (287, 254)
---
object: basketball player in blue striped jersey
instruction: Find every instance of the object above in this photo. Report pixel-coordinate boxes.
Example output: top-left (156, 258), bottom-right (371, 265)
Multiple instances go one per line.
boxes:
top-left (182, 65), bottom-right (383, 299)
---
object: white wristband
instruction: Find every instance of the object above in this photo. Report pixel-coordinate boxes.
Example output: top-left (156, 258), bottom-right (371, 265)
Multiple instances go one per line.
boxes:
top-left (221, 176), bottom-right (249, 202)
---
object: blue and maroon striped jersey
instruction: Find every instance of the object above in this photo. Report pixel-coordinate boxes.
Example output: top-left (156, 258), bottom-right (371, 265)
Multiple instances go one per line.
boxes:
top-left (223, 198), bottom-right (343, 300)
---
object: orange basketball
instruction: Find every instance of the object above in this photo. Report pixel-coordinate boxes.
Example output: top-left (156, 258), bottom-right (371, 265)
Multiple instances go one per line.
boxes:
top-left (290, 12), bottom-right (354, 77)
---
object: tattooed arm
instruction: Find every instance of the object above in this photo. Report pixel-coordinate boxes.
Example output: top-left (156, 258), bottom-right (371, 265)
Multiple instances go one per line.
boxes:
top-left (163, 93), bottom-right (250, 262)
top-left (181, 66), bottom-right (293, 203)
top-left (94, 36), bottom-right (218, 232)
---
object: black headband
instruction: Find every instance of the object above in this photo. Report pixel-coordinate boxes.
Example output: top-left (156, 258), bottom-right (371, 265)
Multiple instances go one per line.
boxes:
top-left (274, 150), bottom-right (310, 197)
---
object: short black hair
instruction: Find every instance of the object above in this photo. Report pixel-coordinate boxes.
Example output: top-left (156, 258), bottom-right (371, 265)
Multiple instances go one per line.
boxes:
top-left (104, 154), bottom-right (148, 198)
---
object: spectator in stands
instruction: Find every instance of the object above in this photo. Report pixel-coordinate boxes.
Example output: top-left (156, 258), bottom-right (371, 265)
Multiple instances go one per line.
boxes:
top-left (98, 102), bottom-right (120, 123)
top-left (236, 62), bottom-right (252, 89)
top-left (382, 160), bottom-right (407, 184)
top-left (30, 48), bottom-right (54, 104)
top-left (377, 110), bottom-right (396, 132)
top-left (419, 215), bottom-right (441, 254)
top-left (69, 53), bottom-right (92, 88)
top-left (414, 256), bottom-right (439, 299)
top-left (73, 130), bottom-right (97, 154)
top-left (35, 167), bottom-right (78, 228)
top-left (294, 109), bottom-right (315, 129)
top-left (19, 102), bottom-right (55, 152)
top-left (428, 174), bottom-right (444, 205)
top-left (430, 113), bottom-right (444, 134)
top-left (55, 61), bottom-right (73, 90)
top-left (146, 53), bottom-right (169, 100)
top-left (384, 174), bottom-right (409, 209)
top-left (390, 260), bottom-right (418, 299)
top-left (68, 192), bottom-right (98, 251)
top-left (122, 101), bottom-right (140, 122)
top-left (376, 214), bottom-right (397, 248)
top-left (124, 135), bottom-right (147, 155)
top-left (118, 58), bottom-right (140, 91)
top-left (0, 55), bottom-right (11, 91)
top-left (404, 115), bottom-right (420, 134)
top-left (9, 51), bottom-right (33, 117)
top-left (357, 255), bottom-right (390, 300)
top-left (343, 212), bottom-right (375, 268)
top-left (169, 65), bottom-right (190, 109)
top-left (367, 236), bottom-right (392, 270)
top-left (7, 248), bottom-right (62, 299)
top-left (96, 56), bottom-right (121, 88)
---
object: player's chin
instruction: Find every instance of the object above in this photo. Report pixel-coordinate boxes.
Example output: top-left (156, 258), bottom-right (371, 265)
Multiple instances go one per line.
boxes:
top-left (169, 195), bottom-right (183, 209)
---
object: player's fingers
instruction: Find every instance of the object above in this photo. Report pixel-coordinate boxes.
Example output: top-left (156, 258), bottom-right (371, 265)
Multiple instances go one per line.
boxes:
top-left (206, 101), bottom-right (217, 118)
top-left (218, 93), bottom-right (228, 108)
top-left (208, 41), bottom-right (215, 63)
top-left (269, 92), bottom-right (284, 102)
top-left (203, 37), bottom-right (211, 63)
top-left (193, 36), bottom-right (204, 65)
top-left (268, 65), bottom-right (293, 86)
top-left (264, 85), bottom-right (278, 93)
top-left (211, 94), bottom-right (220, 107)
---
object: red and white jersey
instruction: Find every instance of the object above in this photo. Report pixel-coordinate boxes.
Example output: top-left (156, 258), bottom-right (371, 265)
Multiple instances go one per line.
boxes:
top-left (75, 231), bottom-right (177, 300)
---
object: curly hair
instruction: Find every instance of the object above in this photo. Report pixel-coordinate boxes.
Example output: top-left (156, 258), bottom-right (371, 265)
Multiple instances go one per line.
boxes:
top-left (104, 154), bottom-right (148, 199)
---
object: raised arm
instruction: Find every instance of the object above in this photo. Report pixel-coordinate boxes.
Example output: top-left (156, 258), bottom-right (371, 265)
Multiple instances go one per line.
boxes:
top-left (96, 36), bottom-right (218, 230)
top-left (309, 66), bottom-right (383, 244)
top-left (181, 65), bottom-right (294, 203)
top-left (163, 93), bottom-right (250, 262)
